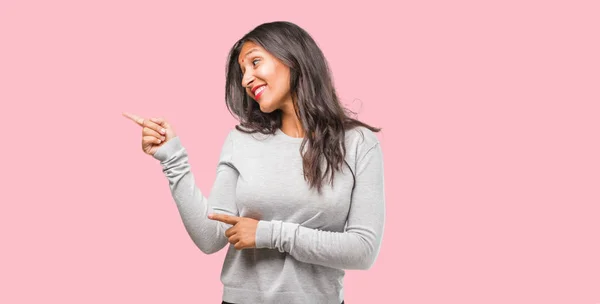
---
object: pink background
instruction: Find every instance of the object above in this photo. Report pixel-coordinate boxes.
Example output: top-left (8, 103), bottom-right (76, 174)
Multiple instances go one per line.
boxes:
top-left (1, 0), bottom-right (599, 303)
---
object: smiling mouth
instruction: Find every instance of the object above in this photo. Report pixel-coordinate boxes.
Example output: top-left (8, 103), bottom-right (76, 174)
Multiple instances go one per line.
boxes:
top-left (254, 86), bottom-right (266, 99)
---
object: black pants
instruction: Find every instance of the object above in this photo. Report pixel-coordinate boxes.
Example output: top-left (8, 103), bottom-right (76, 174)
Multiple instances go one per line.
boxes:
top-left (222, 301), bottom-right (344, 304)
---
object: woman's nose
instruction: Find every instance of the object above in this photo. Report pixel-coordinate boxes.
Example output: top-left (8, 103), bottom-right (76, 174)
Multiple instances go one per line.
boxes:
top-left (242, 72), bottom-right (255, 88)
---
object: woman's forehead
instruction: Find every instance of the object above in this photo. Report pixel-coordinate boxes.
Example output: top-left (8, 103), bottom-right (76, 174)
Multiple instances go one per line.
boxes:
top-left (238, 41), bottom-right (264, 63)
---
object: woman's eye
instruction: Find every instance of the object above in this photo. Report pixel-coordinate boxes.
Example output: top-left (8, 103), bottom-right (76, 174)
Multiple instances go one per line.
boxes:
top-left (252, 59), bottom-right (260, 66)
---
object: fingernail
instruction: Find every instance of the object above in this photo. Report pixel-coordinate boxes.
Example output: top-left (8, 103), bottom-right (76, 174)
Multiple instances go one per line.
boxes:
top-left (208, 214), bottom-right (213, 219)
top-left (161, 128), bottom-right (166, 134)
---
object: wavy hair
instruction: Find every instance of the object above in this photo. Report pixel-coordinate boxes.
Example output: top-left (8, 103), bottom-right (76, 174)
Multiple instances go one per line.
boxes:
top-left (224, 21), bottom-right (381, 194)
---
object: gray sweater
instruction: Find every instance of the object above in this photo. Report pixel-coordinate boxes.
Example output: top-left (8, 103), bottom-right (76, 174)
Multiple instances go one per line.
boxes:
top-left (153, 126), bottom-right (386, 304)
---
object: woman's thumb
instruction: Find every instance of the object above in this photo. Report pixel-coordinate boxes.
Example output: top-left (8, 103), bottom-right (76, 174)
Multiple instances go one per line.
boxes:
top-left (150, 117), bottom-right (175, 139)
top-left (150, 117), bottom-right (168, 128)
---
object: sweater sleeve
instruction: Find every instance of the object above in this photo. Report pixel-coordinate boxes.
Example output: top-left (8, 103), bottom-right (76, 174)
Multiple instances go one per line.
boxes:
top-left (254, 142), bottom-right (386, 270)
top-left (152, 131), bottom-right (239, 254)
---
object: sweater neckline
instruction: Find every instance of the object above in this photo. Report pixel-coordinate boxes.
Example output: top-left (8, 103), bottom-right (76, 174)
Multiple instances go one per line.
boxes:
top-left (275, 128), bottom-right (305, 143)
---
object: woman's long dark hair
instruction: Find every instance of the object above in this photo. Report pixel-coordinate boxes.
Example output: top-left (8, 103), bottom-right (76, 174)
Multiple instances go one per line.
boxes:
top-left (224, 21), bottom-right (381, 194)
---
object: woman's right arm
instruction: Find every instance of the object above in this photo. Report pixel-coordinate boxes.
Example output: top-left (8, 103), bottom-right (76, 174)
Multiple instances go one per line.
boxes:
top-left (152, 131), bottom-right (239, 254)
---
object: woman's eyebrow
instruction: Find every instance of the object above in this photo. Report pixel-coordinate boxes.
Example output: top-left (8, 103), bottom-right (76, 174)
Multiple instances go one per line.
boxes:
top-left (243, 48), bottom-right (260, 58)
top-left (239, 49), bottom-right (261, 67)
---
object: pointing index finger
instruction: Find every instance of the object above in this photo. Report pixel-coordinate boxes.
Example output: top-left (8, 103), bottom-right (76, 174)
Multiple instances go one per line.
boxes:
top-left (122, 112), bottom-right (145, 127)
top-left (208, 213), bottom-right (240, 225)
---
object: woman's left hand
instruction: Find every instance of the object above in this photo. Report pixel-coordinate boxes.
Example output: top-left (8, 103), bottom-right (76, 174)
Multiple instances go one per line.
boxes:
top-left (208, 213), bottom-right (258, 250)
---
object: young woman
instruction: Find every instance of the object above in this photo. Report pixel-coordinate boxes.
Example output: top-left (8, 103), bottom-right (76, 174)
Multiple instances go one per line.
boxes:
top-left (124, 21), bottom-right (385, 304)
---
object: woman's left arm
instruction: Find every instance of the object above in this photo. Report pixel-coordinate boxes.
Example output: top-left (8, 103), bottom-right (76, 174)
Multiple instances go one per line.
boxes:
top-left (255, 142), bottom-right (386, 270)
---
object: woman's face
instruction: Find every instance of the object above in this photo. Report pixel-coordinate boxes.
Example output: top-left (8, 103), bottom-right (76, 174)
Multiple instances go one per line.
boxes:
top-left (238, 41), bottom-right (292, 113)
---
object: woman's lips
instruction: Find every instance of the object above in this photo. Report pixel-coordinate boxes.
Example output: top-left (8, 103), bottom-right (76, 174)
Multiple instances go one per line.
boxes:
top-left (254, 85), bottom-right (266, 99)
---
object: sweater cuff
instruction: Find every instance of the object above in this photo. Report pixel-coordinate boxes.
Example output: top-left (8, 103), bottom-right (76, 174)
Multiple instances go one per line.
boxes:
top-left (152, 136), bottom-right (182, 162)
top-left (255, 220), bottom-right (274, 249)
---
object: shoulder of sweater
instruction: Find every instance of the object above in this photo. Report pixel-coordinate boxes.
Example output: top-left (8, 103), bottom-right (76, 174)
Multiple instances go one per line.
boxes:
top-left (226, 125), bottom-right (270, 142)
top-left (345, 126), bottom-right (380, 150)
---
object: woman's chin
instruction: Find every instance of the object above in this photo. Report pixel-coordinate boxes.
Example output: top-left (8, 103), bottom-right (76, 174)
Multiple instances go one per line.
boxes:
top-left (260, 107), bottom-right (275, 113)
top-left (257, 100), bottom-right (275, 113)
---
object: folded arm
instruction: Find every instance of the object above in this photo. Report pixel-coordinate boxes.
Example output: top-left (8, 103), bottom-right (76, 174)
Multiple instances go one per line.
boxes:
top-left (255, 142), bottom-right (386, 270)
top-left (153, 132), bottom-right (239, 254)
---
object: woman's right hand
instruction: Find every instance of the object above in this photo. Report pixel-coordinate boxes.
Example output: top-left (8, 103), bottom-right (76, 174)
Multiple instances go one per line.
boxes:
top-left (122, 112), bottom-right (177, 156)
